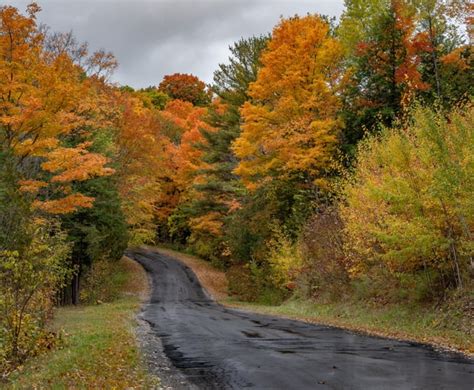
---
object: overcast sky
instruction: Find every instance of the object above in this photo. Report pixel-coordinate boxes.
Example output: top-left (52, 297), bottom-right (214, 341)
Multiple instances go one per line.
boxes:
top-left (4, 0), bottom-right (345, 88)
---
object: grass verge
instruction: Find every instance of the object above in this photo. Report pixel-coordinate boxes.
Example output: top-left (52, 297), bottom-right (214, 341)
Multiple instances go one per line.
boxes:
top-left (148, 246), bottom-right (473, 356)
top-left (7, 257), bottom-right (158, 389)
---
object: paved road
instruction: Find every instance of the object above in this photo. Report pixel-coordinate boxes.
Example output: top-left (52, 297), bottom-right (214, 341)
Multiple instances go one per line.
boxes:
top-left (127, 248), bottom-right (473, 389)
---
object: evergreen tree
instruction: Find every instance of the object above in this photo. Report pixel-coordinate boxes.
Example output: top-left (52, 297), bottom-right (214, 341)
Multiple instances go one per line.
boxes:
top-left (183, 36), bottom-right (268, 262)
top-left (60, 130), bottom-right (128, 304)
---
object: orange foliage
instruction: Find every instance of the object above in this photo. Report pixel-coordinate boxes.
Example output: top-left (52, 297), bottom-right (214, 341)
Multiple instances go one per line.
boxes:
top-left (441, 46), bottom-right (472, 71)
top-left (115, 94), bottom-right (169, 233)
top-left (393, 1), bottom-right (430, 96)
top-left (34, 193), bottom-right (95, 214)
top-left (164, 100), bottom-right (213, 187)
top-left (0, 4), bottom-right (115, 214)
top-left (233, 15), bottom-right (344, 189)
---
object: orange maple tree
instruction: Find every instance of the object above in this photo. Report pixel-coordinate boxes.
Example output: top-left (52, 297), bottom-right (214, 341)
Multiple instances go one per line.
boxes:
top-left (233, 15), bottom-right (344, 189)
top-left (0, 3), bottom-right (114, 214)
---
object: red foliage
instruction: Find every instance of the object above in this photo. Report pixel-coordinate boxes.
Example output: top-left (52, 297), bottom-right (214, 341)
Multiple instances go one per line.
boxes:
top-left (158, 73), bottom-right (210, 106)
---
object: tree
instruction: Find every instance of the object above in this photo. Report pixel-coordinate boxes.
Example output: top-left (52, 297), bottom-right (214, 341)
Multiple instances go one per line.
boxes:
top-left (156, 99), bottom-right (214, 244)
top-left (115, 94), bottom-right (169, 244)
top-left (0, 4), bottom-right (125, 311)
top-left (233, 15), bottom-right (344, 189)
top-left (139, 86), bottom-right (170, 110)
top-left (0, 4), bottom-right (114, 215)
top-left (158, 73), bottom-right (211, 106)
top-left (340, 103), bottom-right (474, 297)
top-left (339, 1), bottom-right (430, 151)
top-left (60, 128), bottom-right (129, 304)
top-left (182, 36), bottom-right (268, 261)
top-left (338, 0), bottom-right (472, 153)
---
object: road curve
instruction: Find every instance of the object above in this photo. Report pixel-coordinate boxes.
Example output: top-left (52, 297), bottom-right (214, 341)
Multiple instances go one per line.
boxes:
top-left (127, 248), bottom-right (473, 389)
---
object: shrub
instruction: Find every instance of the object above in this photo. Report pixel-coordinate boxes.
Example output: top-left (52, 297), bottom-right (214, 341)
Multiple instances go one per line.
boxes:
top-left (340, 103), bottom-right (474, 299)
top-left (267, 227), bottom-right (303, 291)
top-left (226, 261), bottom-right (289, 304)
top-left (0, 220), bottom-right (71, 375)
top-left (80, 259), bottom-right (127, 304)
top-left (298, 207), bottom-right (349, 300)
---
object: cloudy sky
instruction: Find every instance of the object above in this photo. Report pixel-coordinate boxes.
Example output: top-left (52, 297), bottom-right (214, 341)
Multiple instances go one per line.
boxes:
top-left (5, 0), bottom-right (345, 88)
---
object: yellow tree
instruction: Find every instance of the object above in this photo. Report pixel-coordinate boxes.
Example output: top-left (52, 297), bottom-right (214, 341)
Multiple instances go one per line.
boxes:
top-left (233, 15), bottom-right (345, 189)
top-left (114, 93), bottom-right (169, 243)
top-left (340, 104), bottom-right (474, 291)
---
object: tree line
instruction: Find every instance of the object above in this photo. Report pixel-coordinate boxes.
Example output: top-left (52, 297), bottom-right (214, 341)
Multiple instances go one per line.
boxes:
top-left (0, 0), bottom-right (472, 374)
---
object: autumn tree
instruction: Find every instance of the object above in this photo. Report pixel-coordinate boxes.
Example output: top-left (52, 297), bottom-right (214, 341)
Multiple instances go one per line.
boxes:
top-left (156, 99), bottom-right (214, 244)
top-left (0, 3), bottom-right (124, 368)
top-left (338, 1), bottom-right (428, 151)
top-left (158, 73), bottom-right (211, 106)
top-left (115, 94), bottom-right (170, 244)
top-left (338, 0), bottom-right (472, 153)
top-left (184, 36), bottom-right (268, 261)
top-left (0, 4), bottom-right (114, 216)
top-left (341, 103), bottom-right (473, 298)
top-left (413, 0), bottom-right (473, 103)
top-left (233, 15), bottom-right (344, 189)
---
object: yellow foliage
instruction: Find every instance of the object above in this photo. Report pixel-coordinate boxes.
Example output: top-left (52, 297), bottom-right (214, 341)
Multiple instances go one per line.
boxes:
top-left (340, 103), bottom-right (474, 287)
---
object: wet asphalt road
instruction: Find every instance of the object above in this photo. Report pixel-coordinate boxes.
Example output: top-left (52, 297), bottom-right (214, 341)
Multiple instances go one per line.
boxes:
top-left (127, 248), bottom-right (474, 389)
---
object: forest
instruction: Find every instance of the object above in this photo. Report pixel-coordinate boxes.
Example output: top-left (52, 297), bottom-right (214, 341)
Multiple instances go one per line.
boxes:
top-left (0, 0), bottom-right (473, 377)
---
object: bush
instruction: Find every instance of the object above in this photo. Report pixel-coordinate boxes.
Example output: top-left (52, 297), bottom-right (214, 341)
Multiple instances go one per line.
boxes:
top-left (0, 220), bottom-right (71, 376)
top-left (340, 103), bottom-right (474, 299)
top-left (267, 227), bottom-right (302, 290)
top-left (298, 207), bottom-right (349, 300)
top-left (80, 259), bottom-right (127, 304)
top-left (227, 261), bottom-right (289, 304)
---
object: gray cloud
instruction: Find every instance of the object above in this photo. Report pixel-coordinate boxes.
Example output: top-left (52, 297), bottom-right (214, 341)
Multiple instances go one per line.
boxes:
top-left (4, 0), bottom-right (344, 87)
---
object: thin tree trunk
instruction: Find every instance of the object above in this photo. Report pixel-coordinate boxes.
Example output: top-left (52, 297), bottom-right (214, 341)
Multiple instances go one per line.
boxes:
top-left (428, 16), bottom-right (441, 99)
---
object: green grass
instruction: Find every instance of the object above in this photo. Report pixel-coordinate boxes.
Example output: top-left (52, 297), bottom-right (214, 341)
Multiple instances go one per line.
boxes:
top-left (7, 258), bottom-right (157, 389)
top-left (226, 296), bottom-right (474, 354)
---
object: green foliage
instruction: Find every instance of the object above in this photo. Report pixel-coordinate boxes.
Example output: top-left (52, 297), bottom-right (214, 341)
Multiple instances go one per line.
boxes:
top-left (62, 174), bottom-right (129, 265)
top-left (167, 205), bottom-right (192, 245)
top-left (267, 228), bottom-right (302, 290)
top-left (341, 103), bottom-right (474, 296)
top-left (226, 262), bottom-right (288, 304)
top-left (60, 129), bottom-right (129, 303)
top-left (139, 87), bottom-right (170, 110)
top-left (225, 178), bottom-right (319, 265)
top-left (80, 259), bottom-right (128, 304)
top-left (0, 220), bottom-right (71, 374)
top-left (0, 148), bottom-right (32, 252)
top-left (339, 2), bottom-right (407, 152)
